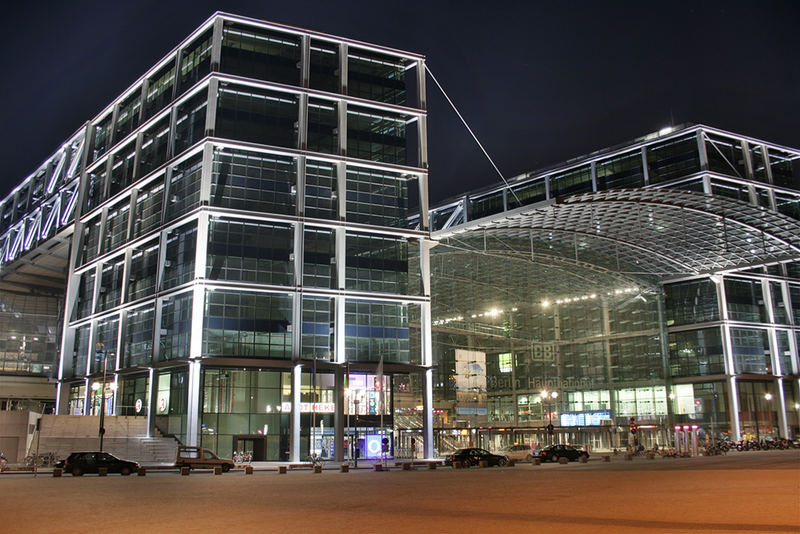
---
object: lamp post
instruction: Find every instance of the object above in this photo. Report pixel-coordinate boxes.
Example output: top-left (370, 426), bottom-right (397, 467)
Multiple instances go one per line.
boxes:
top-left (764, 392), bottom-right (773, 440)
top-left (711, 392), bottom-right (718, 447)
top-left (541, 390), bottom-right (558, 445)
top-left (353, 398), bottom-right (360, 468)
top-left (94, 343), bottom-right (109, 451)
top-left (668, 392), bottom-right (677, 447)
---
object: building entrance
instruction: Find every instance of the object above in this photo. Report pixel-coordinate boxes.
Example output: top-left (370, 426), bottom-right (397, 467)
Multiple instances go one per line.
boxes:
top-left (233, 435), bottom-right (266, 462)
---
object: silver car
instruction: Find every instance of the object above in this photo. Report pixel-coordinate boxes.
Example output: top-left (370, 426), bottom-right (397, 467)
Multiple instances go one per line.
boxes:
top-left (501, 444), bottom-right (535, 462)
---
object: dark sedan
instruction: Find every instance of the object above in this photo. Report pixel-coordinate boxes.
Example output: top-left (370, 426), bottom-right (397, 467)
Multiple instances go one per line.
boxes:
top-left (536, 445), bottom-right (589, 463)
top-left (444, 448), bottom-right (508, 467)
top-left (56, 451), bottom-right (139, 476)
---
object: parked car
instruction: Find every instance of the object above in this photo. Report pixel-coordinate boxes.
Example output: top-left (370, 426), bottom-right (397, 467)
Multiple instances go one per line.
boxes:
top-left (536, 444), bottom-right (589, 463)
top-left (501, 444), bottom-right (535, 462)
top-left (175, 446), bottom-right (234, 472)
top-left (444, 448), bottom-right (508, 467)
top-left (56, 452), bottom-right (139, 476)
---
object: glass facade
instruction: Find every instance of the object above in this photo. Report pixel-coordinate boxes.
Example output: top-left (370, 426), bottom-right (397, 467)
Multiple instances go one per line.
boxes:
top-left (423, 126), bottom-right (800, 452)
top-left (8, 14), bottom-right (430, 461)
top-left (2, 12), bottom-right (799, 464)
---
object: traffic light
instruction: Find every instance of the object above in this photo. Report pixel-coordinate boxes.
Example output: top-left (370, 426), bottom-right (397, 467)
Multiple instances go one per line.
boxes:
top-left (629, 417), bottom-right (636, 434)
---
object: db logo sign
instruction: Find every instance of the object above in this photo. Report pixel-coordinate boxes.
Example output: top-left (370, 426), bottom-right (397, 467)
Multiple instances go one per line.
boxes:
top-left (159, 397), bottom-right (167, 412)
top-left (135, 399), bottom-right (143, 413)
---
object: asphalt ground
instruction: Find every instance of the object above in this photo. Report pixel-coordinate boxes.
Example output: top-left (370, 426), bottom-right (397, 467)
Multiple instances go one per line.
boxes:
top-left (1, 449), bottom-right (798, 533)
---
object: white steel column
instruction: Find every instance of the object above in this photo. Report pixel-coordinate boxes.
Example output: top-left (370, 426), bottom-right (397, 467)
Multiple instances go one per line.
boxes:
top-left (776, 378), bottom-right (789, 438)
top-left (209, 17), bottom-right (223, 71)
top-left (290, 363), bottom-right (302, 462)
top-left (146, 366), bottom-right (155, 437)
top-left (422, 368), bottom-right (434, 458)
top-left (641, 147), bottom-right (650, 186)
top-left (419, 239), bottom-right (434, 458)
top-left (186, 359), bottom-right (202, 446)
top-left (697, 130), bottom-right (709, 171)
top-left (727, 376), bottom-right (741, 441)
top-left (716, 275), bottom-right (740, 440)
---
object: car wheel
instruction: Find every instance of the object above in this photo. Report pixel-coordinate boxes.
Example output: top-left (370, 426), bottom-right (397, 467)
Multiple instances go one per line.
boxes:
top-left (71, 467), bottom-right (83, 476)
top-left (525, 454), bottom-right (533, 462)
top-left (120, 466), bottom-right (131, 476)
top-left (498, 458), bottom-right (508, 467)
top-left (222, 464), bottom-right (231, 473)
top-left (550, 455), bottom-right (559, 463)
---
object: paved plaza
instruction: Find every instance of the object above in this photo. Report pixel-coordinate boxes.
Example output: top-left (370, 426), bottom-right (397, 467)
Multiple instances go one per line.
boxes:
top-left (1, 450), bottom-right (798, 533)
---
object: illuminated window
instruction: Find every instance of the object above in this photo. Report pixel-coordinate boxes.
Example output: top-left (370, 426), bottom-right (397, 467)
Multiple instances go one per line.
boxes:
top-left (499, 353), bottom-right (512, 373)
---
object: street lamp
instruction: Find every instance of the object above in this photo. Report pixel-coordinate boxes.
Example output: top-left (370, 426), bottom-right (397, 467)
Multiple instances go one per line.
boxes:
top-left (353, 398), bottom-right (360, 468)
top-left (764, 393), bottom-right (773, 440)
top-left (94, 343), bottom-right (109, 451)
top-left (541, 390), bottom-right (558, 445)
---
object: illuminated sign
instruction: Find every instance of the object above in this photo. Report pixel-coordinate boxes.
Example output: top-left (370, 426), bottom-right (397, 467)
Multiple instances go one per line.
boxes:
top-left (365, 434), bottom-right (383, 458)
top-left (135, 399), bottom-right (143, 413)
top-left (559, 411), bottom-right (611, 427)
top-left (280, 402), bottom-right (335, 413)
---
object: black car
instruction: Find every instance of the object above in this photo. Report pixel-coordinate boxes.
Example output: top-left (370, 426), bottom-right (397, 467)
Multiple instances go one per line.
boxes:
top-left (537, 444), bottom-right (589, 463)
top-left (56, 452), bottom-right (139, 476)
top-left (444, 448), bottom-right (509, 467)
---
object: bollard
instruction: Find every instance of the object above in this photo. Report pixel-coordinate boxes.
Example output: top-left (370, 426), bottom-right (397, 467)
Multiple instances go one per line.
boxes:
top-left (340, 464), bottom-right (349, 473)
top-left (602, 455), bottom-right (610, 463)
top-left (214, 466), bottom-right (222, 475)
top-left (558, 457), bottom-right (569, 465)
top-left (53, 468), bottom-right (62, 478)
top-left (314, 465), bottom-right (322, 474)
top-left (402, 462), bottom-right (412, 471)
top-left (533, 458), bottom-right (541, 465)
top-left (245, 465), bottom-right (253, 475)
top-left (137, 467), bottom-right (146, 476)
top-left (579, 456), bottom-right (588, 463)
top-left (507, 459), bottom-right (516, 467)
top-left (278, 465), bottom-right (287, 474)
top-left (427, 462), bottom-right (436, 470)
top-left (452, 461), bottom-right (462, 469)
top-left (373, 464), bottom-right (383, 472)
top-left (181, 467), bottom-right (190, 476)
top-left (98, 467), bottom-right (108, 477)
top-left (625, 454), bottom-right (633, 461)
top-left (647, 452), bottom-right (655, 460)
top-left (479, 460), bottom-right (489, 468)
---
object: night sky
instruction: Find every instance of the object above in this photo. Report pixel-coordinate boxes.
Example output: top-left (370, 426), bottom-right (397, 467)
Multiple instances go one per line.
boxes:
top-left (0, 0), bottom-right (797, 205)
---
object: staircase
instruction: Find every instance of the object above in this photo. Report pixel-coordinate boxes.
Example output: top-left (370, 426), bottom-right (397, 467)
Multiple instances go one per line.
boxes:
top-left (34, 415), bottom-right (179, 464)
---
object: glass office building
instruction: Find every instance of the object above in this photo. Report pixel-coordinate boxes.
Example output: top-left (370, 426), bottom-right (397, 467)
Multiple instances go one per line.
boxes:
top-left (419, 125), bottom-right (800, 452)
top-left (0, 13), bottom-right (432, 461)
top-left (1, 13), bottom-right (799, 461)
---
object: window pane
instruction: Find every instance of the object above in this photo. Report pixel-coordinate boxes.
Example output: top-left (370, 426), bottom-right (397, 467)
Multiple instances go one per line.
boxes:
top-left (220, 24), bottom-right (300, 85)
top-left (211, 149), bottom-right (295, 214)
top-left (216, 86), bottom-right (298, 148)
top-left (207, 219), bottom-right (293, 285)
